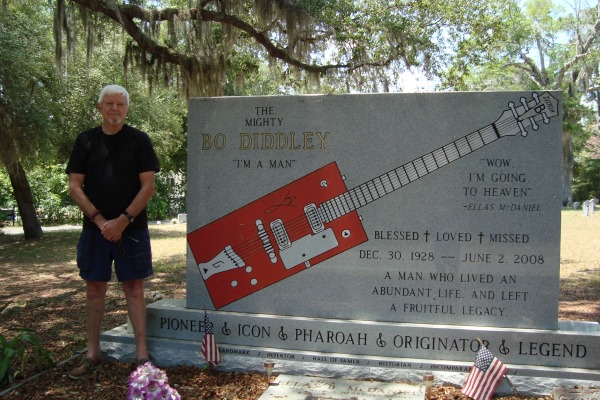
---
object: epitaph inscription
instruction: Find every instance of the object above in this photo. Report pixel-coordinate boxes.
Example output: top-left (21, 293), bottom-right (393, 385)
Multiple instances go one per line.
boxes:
top-left (186, 92), bottom-right (562, 329)
top-left (146, 300), bottom-right (600, 369)
top-left (259, 375), bottom-right (426, 400)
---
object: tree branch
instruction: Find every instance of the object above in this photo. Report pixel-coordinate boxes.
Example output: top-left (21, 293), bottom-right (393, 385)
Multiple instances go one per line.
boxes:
top-left (555, 1), bottom-right (600, 89)
top-left (67, 0), bottom-right (386, 75)
top-left (68, 0), bottom-right (194, 69)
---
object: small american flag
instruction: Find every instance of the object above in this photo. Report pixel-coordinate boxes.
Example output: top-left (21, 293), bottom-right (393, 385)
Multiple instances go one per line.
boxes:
top-left (461, 345), bottom-right (508, 400)
top-left (201, 312), bottom-right (221, 366)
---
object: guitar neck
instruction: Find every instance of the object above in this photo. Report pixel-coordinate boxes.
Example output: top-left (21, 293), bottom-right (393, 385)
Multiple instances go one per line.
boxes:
top-left (318, 121), bottom-right (505, 223)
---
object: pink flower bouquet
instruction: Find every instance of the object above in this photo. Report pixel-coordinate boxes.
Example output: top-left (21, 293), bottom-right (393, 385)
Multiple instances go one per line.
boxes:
top-left (127, 361), bottom-right (181, 400)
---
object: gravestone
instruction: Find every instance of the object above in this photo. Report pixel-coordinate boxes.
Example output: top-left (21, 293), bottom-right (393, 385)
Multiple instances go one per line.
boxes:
top-left (101, 91), bottom-right (600, 394)
top-left (583, 200), bottom-right (590, 216)
top-left (259, 375), bottom-right (426, 400)
top-left (552, 386), bottom-right (600, 400)
top-left (185, 92), bottom-right (562, 329)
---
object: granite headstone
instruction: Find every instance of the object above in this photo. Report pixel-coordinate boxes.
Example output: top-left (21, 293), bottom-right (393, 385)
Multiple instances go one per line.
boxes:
top-left (186, 92), bottom-right (561, 329)
top-left (101, 91), bottom-right (600, 390)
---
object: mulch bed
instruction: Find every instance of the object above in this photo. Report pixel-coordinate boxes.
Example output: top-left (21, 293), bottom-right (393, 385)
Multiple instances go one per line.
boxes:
top-left (2, 361), bottom-right (269, 399)
top-left (1, 359), bottom-right (548, 400)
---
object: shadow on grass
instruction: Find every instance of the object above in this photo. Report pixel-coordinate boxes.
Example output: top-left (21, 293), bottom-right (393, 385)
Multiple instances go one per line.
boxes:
top-left (560, 273), bottom-right (600, 301)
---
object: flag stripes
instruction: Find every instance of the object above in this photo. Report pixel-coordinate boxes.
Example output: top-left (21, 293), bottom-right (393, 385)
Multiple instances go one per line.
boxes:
top-left (201, 312), bottom-right (221, 366)
top-left (461, 346), bottom-right (507, 400)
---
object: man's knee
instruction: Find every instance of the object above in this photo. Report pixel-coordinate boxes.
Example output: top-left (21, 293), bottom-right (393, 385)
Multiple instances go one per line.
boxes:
top-left (123, 279), bottom-right (145, 298)
top-left (86, 281), bottom-right (108, 300)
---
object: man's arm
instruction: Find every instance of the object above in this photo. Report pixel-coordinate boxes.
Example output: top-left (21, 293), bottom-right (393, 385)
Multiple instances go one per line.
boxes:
top-left (69, 171), bottom-right (156, 242)
top-left (100, 171), bottom-right (156, 241)
top-left (68, 173), bottom-right (104, 224)
top-left (121, 171), bottom-right (156, 220)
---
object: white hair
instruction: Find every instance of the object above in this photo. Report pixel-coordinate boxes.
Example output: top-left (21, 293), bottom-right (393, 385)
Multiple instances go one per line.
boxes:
top-left (98, 84), bottom-right (129, 107)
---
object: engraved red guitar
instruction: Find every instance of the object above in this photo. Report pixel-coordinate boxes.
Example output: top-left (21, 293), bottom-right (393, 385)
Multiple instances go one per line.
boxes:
top-left (187, 92), bottom-right (559, 308)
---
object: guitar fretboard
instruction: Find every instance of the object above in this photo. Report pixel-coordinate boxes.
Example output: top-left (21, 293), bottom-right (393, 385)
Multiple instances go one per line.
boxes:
top-left (318, 122), bottom-right (508, 223)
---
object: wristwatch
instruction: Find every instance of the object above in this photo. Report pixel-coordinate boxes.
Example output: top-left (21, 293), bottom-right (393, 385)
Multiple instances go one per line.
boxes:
top-left (122, 211), bottom-right (135, 223)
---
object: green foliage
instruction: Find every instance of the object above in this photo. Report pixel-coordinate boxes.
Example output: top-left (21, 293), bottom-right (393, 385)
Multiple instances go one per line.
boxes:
top-left (440, 0), bottom-right (570, 91)
top-left (0, 0), bottom-right (62, 164)
top-left (147, 173), bottom-right (185, 220)
top-left (0, 1), bottom-right (187, 225)
top-left (127, 87), bottom-right (187, 175)
top-left (147, 175), bottom-right (171, 221)
top-left (0, 303), bottom-right (54, 387)
top-left (573, 157), bottom-right (600, 201)
top-left (0, 172), bottom-right (12, 207)
top-left (223, 59), bottom-right (282, 96)
top-left (146, 197), bottom-right (169, 221)
top-left (26, 164), bottom-right (81, 225)
top-left (563, 96), bottom-right (593, 154)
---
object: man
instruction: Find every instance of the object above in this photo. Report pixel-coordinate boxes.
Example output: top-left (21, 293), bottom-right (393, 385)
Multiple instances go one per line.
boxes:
top-left (65, 84), bottom-right (160, 379)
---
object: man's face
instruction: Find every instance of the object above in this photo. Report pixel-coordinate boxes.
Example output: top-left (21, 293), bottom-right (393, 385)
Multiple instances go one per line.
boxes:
top-left (97, 93), bottom-right (129, 128)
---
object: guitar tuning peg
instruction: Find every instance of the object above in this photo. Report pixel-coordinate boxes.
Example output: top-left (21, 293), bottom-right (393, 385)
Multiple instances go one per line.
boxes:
top-left (542, 112), bottom-right (550, 124)
top-left (539, 107), bottom-right (551, 124)
top-left (529, 118), bottom-right (539, 131)
top-left (520, 97), bottom-right (539, 131)
top-left (509, 102), bottom-right (528, 137)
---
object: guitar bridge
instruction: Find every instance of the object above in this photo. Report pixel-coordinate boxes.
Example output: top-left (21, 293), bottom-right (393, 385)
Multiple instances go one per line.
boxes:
top-left (197, 245), bottom-right (245, 280)
top-left (256, 219), bottom-right (277, 263)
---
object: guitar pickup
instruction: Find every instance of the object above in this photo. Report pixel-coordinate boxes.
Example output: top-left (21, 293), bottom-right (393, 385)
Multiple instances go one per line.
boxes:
top-left (304, 203), bottom-right (324, 233)
top-left (270, 219), bottom-right (291, 250)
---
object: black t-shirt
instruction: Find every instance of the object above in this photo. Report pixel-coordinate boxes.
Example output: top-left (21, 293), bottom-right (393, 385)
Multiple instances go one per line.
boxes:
top-left (65, 124), bottom-right (160, 230)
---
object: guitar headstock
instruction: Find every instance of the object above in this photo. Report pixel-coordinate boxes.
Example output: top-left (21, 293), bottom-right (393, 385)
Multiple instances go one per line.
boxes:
top-left (495, 92), bottom-right (559, 137)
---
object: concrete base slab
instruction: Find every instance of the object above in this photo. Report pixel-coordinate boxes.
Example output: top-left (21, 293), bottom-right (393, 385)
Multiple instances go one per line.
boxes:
top-left (144, 299), bottom-right (600, 371)
top-left (101, 324), bottom-right (600, 397)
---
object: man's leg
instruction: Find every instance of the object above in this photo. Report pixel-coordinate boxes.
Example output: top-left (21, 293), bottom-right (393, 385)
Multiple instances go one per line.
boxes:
top-left (69, 280), bottom-right (108, 379)
top-left (86, 280), bottom-right (108, 361)
top-left (70, 228), bottom-right (111, 379)
top-left (123, 279), bottom-right (149, 362)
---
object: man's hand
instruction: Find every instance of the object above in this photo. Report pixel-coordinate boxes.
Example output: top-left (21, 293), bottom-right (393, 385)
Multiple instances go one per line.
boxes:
top-left (97, 216), bottom-right (128, 242)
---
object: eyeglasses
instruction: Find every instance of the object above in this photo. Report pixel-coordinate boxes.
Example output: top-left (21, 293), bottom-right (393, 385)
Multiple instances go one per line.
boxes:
top-left (116, 236), bottom-right (144, 259)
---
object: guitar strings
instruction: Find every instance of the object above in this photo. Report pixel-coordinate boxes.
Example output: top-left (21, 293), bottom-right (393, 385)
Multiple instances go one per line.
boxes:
top-left (221, 114), bottom-right (522, 264)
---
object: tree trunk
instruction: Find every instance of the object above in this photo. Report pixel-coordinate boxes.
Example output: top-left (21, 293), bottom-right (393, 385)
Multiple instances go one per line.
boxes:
top-left (0, 150), bottom-right (43, 239)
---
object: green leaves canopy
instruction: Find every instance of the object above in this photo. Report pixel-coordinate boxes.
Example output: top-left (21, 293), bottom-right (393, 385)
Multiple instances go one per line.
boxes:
top-left (57, 0), bottom-right (520, 95)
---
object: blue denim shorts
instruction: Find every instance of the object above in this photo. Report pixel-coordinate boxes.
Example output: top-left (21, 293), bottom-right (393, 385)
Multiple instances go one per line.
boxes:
top-left (76, 228), bottom-right (153, 282)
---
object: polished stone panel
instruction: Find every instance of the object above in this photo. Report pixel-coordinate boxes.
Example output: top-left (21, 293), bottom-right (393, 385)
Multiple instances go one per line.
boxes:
top-left (186, 92), bottom-right (562, 329)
